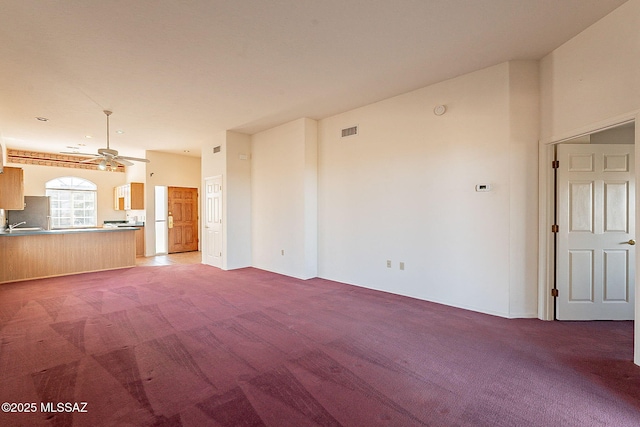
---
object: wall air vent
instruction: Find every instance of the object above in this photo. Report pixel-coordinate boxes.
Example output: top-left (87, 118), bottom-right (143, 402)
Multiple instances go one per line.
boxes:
top-left (213, 146), bottom-right (221, 154)
top-left (341, 125), bottom-right (358, 138)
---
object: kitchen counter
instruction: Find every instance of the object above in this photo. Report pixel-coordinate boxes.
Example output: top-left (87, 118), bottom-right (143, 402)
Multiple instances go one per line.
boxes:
top-left (104, 220), bottom-right (145, 227)
top-left (0, 226), bottom-right (140, 236)
top-left (0, 227), bottom-right (137, 284)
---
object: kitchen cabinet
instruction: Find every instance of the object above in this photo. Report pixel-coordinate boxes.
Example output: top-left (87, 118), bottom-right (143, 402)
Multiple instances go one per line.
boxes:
top-left (0, 167), bottom-right (24, 210)
top-left (0, 228), bottom-right (136, 284)
top-left (114, 187), bottom-right (122, 210)
top-left (135, 226), bottom-right (145, 257)
top-left (114, 182), bottom-right (144, 210)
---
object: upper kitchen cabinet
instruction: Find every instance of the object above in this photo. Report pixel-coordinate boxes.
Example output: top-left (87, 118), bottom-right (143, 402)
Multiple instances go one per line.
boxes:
top-left (114, 182), bottom-right (144, 210)
top-left (0, 167), bottom-right (24, 210)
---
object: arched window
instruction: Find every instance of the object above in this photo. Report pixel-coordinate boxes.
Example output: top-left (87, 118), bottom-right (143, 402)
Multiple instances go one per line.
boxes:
top-left (45, 177), bottom-right (97, 228)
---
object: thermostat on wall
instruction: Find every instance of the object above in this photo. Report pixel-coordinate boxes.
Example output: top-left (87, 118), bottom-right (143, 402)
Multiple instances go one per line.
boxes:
top-left (475, 184), bottom-right (492, 192)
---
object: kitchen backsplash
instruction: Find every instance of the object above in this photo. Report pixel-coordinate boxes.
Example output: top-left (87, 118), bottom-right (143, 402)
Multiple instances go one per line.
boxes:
top-left (7, 196), bottom-right (50, 230)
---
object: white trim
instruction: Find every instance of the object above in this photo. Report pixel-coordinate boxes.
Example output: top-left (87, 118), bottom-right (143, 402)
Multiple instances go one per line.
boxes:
top-left (537, 141), bottom-right (556, 320)
top-left (635, 112), bottom-right (640, 366)
top-left (541, 111), bottom-right (639, 145)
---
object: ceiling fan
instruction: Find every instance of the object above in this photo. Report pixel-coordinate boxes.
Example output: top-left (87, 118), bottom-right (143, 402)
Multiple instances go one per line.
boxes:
top-left (62, 110), bottom-right (150, 170)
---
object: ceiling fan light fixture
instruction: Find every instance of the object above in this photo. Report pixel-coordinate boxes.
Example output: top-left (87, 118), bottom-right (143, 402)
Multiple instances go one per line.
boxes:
top-left (98, 159), bottom-right (107, 170)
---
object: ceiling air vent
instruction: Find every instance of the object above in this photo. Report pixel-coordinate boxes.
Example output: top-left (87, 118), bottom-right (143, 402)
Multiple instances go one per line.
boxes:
top-left (213, 146), bottom-right (221, 154)
top-left (341, 125), bottom-right (358, 138)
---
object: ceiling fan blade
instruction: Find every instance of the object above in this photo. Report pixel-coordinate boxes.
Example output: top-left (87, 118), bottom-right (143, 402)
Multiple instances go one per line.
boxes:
top-left (113, 158), bottom-right (134, 166)
top-left (117, 156), bottom-right (150, 163)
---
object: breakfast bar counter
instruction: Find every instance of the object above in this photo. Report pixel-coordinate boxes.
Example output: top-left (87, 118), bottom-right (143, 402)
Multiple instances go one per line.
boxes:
top-left (0, 227), bottom-right (138, 284)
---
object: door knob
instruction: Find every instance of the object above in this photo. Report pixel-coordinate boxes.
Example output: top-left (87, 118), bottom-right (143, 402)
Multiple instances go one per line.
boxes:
top-left (627, 239), bottom-right (636, 245)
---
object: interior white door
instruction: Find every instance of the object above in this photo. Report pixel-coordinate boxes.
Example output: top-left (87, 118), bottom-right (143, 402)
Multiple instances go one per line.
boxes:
top-left (204, 176), bottom-right (223, 268)
top-left (557, 143), bottom-right (635, 320)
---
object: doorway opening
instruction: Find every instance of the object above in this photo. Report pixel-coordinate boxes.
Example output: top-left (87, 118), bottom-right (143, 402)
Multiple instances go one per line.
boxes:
top-left (552, 121), bottom-right (636, 321)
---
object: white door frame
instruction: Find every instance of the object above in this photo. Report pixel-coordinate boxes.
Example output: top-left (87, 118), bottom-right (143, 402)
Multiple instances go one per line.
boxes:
top-left (538, 111), bottom-right (640, 362)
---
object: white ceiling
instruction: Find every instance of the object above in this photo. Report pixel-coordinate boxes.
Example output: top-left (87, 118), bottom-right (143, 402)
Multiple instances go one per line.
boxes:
top-left (0, 0), bottom-right (628, 158)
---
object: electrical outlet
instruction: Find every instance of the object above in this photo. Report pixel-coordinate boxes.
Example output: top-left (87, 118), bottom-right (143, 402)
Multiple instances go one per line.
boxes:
top-left (386, 260), bottom-right (391, 268)
top-left (400, 262), bottom-right (405, 270)
top-left (281, 250), bottom-right (285, 256)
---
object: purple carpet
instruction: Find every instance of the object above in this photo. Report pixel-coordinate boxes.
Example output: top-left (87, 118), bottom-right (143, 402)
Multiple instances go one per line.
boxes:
top-left (0, 264), bottom-right (638, 426)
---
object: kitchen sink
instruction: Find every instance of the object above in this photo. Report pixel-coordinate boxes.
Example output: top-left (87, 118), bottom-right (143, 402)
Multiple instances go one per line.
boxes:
top-left (8, 227), bottom-right (43, 233)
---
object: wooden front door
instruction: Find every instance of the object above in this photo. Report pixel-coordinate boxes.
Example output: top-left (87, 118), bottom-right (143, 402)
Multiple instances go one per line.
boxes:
top-left (168, 186), bottom-right (199, 253)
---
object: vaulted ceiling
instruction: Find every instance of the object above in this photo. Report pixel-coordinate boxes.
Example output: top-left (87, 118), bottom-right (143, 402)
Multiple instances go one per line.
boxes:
top-left (0, 0), bottom-right (628, 157)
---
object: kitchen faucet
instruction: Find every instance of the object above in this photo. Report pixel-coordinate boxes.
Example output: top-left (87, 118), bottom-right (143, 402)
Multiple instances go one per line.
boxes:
top-left (9, 221), bottom-right (26, 230)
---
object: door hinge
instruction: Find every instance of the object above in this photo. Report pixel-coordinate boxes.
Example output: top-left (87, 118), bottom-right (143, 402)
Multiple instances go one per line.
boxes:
top-left (551, 224), bottom-right (559, 233)
top-left (552, 160), bottom-right (559, 169)
top-left (551, 289), bottom-right (559, 297)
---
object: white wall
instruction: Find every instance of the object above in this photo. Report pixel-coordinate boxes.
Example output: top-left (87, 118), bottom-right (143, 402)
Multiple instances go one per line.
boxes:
top-left (125, 157), bottom-right (147, 184)
top-left (201, 131), bottom-right (228, 265)
top-left (251, 118), bottom-right (318, 279)
top-left (540, 0), bottom-right (640, 141)
top-left (145, 151), bottom-right (201, 256)
top-left (508, 61), bottom-right (540, 317)
top-left (201, 131), bottom-right (227, 179)
top-left (201, 131), bottom-right (252, 270)
top-left (318, 62), bottom-right (538, 318)
top-left (6, 161), bottom-right (127, 225)
top-left (303, 119), bottom-right (318, 278)
top-left (539, 0), bottom-right (640, 364)
top-left (226, 132), bottom-right (252, 269)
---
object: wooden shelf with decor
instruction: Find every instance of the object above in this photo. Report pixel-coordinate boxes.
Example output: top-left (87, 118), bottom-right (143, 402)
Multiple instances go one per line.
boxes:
top-left (114, 182), bottom-right (144, 211)
top-left (0, 167), bottom-right (25, 210)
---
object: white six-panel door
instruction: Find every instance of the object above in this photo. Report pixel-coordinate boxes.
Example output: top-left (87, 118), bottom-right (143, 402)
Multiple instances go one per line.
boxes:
top-left (204, 176), bottom-right (223, 268)
top-left (557, 144), bottom-right (635, 320)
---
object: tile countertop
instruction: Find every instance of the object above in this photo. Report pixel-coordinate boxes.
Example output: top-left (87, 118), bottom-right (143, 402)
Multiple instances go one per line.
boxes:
top-left (0, 227), bottom-right (140, 236)
top-left (103, 221), bottom-right (145, 227)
